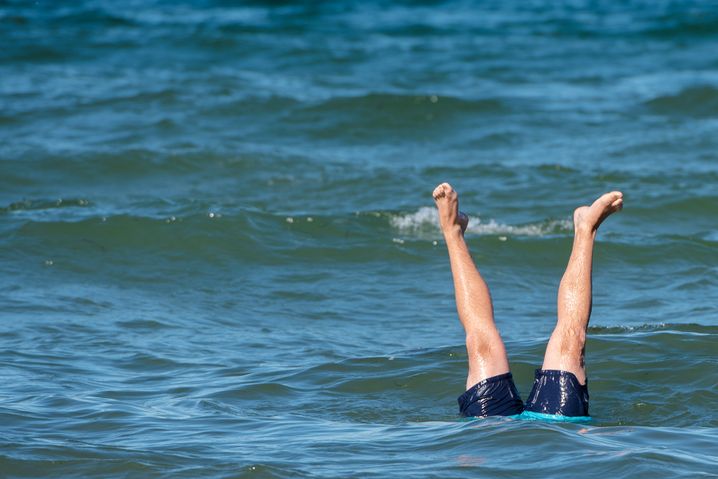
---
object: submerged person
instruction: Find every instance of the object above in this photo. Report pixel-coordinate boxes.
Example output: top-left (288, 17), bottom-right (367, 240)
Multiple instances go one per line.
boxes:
top-left (432, 183), bottom-right (623, 419)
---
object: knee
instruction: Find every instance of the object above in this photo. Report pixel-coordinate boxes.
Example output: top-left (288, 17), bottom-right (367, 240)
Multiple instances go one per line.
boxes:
top-left (465, 331), bottom-right (501, 359)
top-left (555, 325), bottom-right (587, 356)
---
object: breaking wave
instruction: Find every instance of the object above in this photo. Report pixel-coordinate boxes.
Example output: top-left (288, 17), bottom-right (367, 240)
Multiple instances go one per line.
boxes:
top-left (389, 207), bottom-right (573, 237)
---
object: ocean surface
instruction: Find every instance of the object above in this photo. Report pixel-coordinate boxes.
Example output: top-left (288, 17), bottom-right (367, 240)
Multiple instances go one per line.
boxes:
top-left (1, 1), bottom-right (717, 477)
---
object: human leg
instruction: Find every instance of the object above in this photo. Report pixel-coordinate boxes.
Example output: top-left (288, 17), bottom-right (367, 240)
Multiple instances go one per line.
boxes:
top-left (432, 183), bottom-right (511, 390)
top-left (540, 191), bottom-right (623, 384)
top-left (524, 192), bottom-right (623, 417)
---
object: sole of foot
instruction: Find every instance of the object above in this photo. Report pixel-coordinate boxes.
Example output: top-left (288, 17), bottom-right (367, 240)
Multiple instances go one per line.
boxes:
top-left (574, 191), bottom-right (623, 235)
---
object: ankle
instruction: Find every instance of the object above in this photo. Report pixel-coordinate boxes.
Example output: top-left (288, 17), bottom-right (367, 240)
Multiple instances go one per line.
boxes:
top-left (442, 224), bottom-right (464, 238)
top-left (574, 223), bottom-right (595, 238)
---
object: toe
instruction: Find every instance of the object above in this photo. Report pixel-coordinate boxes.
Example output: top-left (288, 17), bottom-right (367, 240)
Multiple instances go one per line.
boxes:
top-left (594, 191), bottom-right (623, 209)
top-left (608, 191), bottom-right (623, 202)
top-left (433, 182), bottom-right (453, 199)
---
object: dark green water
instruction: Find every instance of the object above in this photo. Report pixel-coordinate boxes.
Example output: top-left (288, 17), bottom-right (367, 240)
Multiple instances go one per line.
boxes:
top-left (1, 1), bottom-right (717, 477)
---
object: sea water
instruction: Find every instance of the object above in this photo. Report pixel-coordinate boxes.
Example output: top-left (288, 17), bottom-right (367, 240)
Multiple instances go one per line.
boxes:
top-left (1, 1), bottom-right (717, 477)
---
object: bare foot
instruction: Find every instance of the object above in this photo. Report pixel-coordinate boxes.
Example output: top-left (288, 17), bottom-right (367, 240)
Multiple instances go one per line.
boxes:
top-left (432, 182), bottom-right (469, 235)
top-left (573, 191), bottom-right (624, 236)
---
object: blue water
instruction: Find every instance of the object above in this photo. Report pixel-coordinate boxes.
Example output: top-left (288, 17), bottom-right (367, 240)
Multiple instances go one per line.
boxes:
top-left (1, 1), bottom-right (717, 477)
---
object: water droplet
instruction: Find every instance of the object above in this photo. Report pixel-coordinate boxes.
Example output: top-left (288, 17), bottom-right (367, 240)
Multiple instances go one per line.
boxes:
top-left (432, 240), bottom-right (438, 246)
top-left (44, 260), bottom-right (53, 266)
top-left (208, 212), bottom-right (215, 218)
top-left (286, 217), bottom-right (294, 223)
top-left (307, 217), bottom-right (313, 222)
top-left (430, 95), bottom-right (438, 103)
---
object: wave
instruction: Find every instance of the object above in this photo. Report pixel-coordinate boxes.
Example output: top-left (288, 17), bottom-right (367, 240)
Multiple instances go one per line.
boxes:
top-left (5, 201), bottom-right (715, 269)
top-left (643, 85), bottom-right (718, 118)
top-left (2, 198), bottom-right (92, 214)
top-left (389, 207), bottom-right (572, 237)
top-left (282, 93), bottom-right (511, 142)
top-left (588, 322), bottom-right (718, 335)
top-left (305, 93), bottom-right (507, 115)
top-left (643, 13), bottom-right (718, 38)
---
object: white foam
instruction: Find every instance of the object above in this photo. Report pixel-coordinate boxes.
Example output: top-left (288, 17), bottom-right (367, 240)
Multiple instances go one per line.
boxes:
top-left (466, 217), bottom-right (572, 236)
top-left (389, 207), bottom-right (572, 237)
top-left (389, 206), bottom-right (437, 231)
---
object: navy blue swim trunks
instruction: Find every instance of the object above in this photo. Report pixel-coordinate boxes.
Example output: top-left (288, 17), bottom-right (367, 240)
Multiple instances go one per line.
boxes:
top-left (457, 372), bottom-right (524, 417)
top-left (524, 369), bottom-right (589, 417)
top-left (458, 369), bottom-right (589, 418)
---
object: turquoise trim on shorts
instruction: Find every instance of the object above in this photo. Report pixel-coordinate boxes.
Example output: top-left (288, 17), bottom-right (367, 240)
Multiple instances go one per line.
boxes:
top-left (515, 410), bottom-right (591, 422)
top-left (460, 411), bottom-right (591, 423)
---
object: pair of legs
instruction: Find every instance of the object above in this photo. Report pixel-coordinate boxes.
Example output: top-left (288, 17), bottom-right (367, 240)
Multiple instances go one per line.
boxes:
top-left (433, 183), bottom-right (623, 416)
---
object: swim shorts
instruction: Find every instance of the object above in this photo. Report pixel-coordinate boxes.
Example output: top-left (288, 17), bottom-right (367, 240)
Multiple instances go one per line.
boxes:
top-left (457, 372), bottom-right (524, 418)
top-left (457, 369), bottom-right (589, 418)
top-left (524, 369), bottom-right (589, 417)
